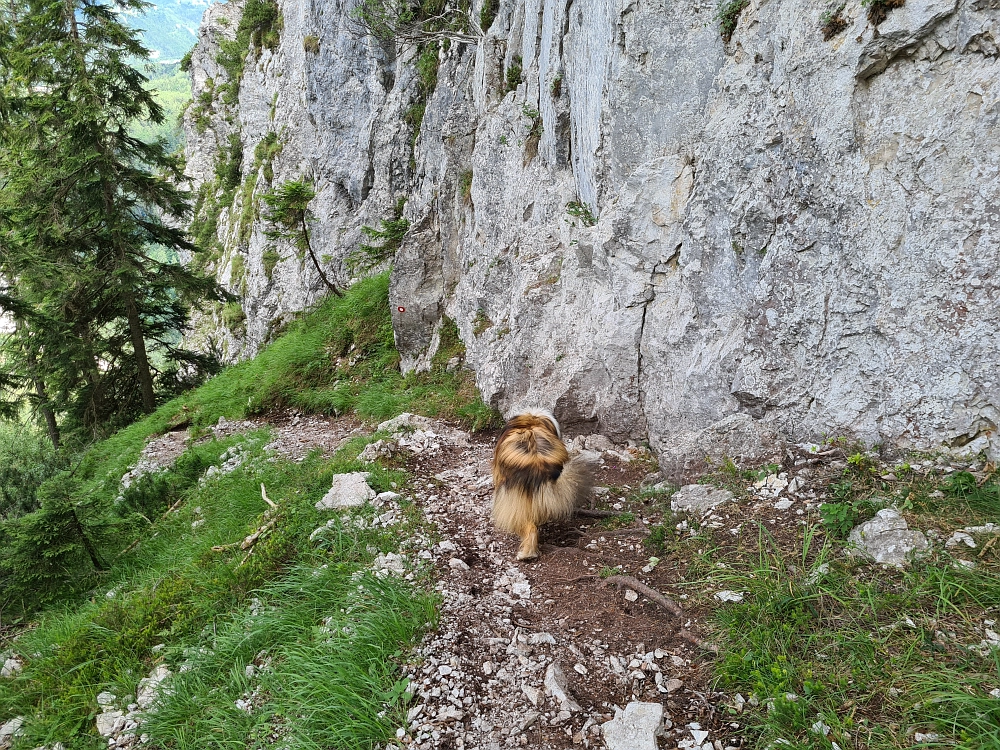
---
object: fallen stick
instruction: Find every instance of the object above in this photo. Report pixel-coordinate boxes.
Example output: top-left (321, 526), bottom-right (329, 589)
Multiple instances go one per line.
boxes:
top-left (599, 575), bottom-right (685, 618)
top-left (240, 517), bottom-right (277, 550)
top-left (979, 535), bottom-right (998, 558)
top-left (261, 483), bottom-right (277, 509)
top-left (680, 630), bottom-right (719, 653)
top-left (161, 496), bottom-right (186, 518)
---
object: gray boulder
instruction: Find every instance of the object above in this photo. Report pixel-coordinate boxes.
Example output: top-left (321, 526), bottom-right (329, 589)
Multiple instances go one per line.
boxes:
top-left (848, 509), bottom-right (929, 567)
top-left (315, 473), bottom-right (375, 511)
top-left (670, 485), bottom-right (734, 515)
top-left (602, 702), bottom-right (664, 750)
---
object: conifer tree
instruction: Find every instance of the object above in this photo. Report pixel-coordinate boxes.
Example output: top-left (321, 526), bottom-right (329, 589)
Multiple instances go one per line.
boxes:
top-left (263, 179), bottom-right (344, 296)
top-left (0, 0), bottom-right (225, 440)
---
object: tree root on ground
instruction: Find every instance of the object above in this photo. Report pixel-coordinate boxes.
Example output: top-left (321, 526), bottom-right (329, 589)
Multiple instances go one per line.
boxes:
top-left (598, 574), bottom-right (719, 653)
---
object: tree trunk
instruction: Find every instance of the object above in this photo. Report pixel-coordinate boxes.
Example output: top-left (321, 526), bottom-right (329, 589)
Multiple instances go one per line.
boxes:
top-left (15, 322), bottom-right (60, 448)
top-left (71, 507), bottom-right (105, 571)
top-left (300, 216), bottom-right (343, 296)
top-left (124, 292), bottom-right (156, 413)
top-left (32, 376), bottom-right (60, 450)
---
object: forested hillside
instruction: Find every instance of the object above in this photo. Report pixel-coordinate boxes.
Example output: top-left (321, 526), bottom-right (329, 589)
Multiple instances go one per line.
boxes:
top-left (124, 0), bottom-right (206, 62)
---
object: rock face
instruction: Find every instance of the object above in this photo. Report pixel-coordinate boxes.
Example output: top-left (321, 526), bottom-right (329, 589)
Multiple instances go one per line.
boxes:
top-left (184, 0), bottom-right (1000, 463)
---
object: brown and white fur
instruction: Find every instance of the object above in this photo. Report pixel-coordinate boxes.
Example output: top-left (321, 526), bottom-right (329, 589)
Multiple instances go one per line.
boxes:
top-left (491, 409), bottom-right (592, 560)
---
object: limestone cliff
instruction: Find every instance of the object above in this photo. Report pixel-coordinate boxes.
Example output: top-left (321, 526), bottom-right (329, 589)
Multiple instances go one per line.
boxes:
top-left (184, 0), bottom-right (1000, 463)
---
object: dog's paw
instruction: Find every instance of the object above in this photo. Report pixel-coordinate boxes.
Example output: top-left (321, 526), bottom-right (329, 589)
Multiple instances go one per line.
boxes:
top-left (516, 547), bottom-right (540, 561)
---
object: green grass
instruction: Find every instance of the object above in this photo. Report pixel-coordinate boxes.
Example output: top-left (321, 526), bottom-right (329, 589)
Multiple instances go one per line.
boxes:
top-left (709, 491), bottom-right (1000, 749)
top-left (0, 272), bottom-right (499, 746)
top-left (0, 433), bottom-right (430, 748)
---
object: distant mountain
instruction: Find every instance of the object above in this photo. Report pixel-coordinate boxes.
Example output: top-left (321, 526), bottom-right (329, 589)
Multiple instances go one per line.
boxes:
top-left (125, 0), bottom-right (211, 63)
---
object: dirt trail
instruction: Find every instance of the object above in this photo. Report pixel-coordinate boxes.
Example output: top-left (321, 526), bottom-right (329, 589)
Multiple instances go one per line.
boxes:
top-left (393, 428), bottom-right (729, 750)
top-left (129, 413), bottom-right (740, 749)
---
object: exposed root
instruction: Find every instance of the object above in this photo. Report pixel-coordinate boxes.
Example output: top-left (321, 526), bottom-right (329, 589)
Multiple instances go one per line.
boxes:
top-left (599, 575), bottom-right (684, 618)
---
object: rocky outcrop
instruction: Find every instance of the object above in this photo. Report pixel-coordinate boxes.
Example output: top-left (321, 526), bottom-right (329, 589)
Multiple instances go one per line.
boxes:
top-left (184, 0), bottom-right (1000, 463)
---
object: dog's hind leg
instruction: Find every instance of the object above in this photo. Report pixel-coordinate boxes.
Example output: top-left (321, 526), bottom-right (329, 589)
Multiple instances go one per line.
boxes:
top-left (517, 522), bottom-right (539, 560)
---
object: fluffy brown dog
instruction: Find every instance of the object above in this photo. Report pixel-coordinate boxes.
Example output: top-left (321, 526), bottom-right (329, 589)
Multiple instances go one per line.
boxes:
top-left (492, 409), bottom-right (592, 560)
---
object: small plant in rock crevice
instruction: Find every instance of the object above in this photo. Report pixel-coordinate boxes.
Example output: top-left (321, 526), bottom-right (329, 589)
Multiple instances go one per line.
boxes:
top-left (472, 309), bottom-right (493, 336)
top-left (716, 0), bottom-right (750, 42)
top-left (480, 0), bottom-right (498, 32)
top-left (505, 54), bottom-right (523, 94)
top-left (820, 2), bottom-right (848, 39)
top-left (862, 0), bottom-right (905, 27)
top-left (565, 200), bottom-right (597, 227)
top-left (458, 169), bottom-right (473, 205)
top-left (350, 198), bottom-right (410, 273)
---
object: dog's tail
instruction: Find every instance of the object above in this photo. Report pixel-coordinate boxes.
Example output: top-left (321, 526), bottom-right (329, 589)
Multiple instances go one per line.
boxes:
top-left (492, 454), bottom-right (594, 532)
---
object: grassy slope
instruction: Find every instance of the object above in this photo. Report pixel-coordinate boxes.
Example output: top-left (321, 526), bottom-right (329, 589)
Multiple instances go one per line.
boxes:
top-left (687, 457), bottom-right (1000, 749)
top-left (71, 272), bottom-right (495, 533)
top-left (0, 272), bottom-right (491, 748)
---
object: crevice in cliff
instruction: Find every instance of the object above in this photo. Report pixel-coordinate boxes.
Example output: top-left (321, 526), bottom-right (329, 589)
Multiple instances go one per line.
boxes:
top-left (636, 281), bottom-right (653, 442)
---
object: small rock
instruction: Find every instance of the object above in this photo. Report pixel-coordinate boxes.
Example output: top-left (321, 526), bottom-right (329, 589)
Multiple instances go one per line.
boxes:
top-left (584, 434), bottom-right (614, 452)
top-left (136, 665), bottom-right (172, 710)
top-left (773, 499), bottom-right (794, 510)
top-left (0, 657), bottom-right (23, 679)
top-left (714, 590), bottom-right (744, 603)
top-left (96, 691), bottom-right (117, 709)
top-left (665, 678), bottom-right (683, 692)
top-left (95, 710), bottom-right (125, 737)
top-left (691, 728), bottom-right (710, 744)
top-left (601, 702), bottom-right (664, 750)
top-left (624, 589), bottom-right (639, 602)
top-left (437, 706), bottom-right (464, 722)
top-left (448, 557), bottom-right (470, 571)
top-left (945, 531), bottom-right (976, 549)
top-left (848, 509), bottom-right (929, 567)
top-left (573, 663), bottom-right (588, 675)
top-left (0, 717), bottom-right (24, 746)
top-left (519, 711), bottom-right (540, 730)
top-left (522, 684), bottom-right (541, 706)
top-left (527, 632), bottom-right (556, 645)
top-left (373, 552), bottom-right (407, 575)
top-left (483, 661), bottom-right (494, 675)
top-left (375, 491), bottom-right (402, 503)
top-left (670, 485), bottom-right (734, 515)
top-left (315, 472), bottom-right (375, 510)
top-left (544, 662), bottom-right (581, 712)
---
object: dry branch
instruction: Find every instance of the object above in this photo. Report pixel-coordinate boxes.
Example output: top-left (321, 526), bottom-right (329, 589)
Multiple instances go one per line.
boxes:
top-left (599, 575), bottom-right (685, 618)
top-left (261, 483), bottom-right (277, 508)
